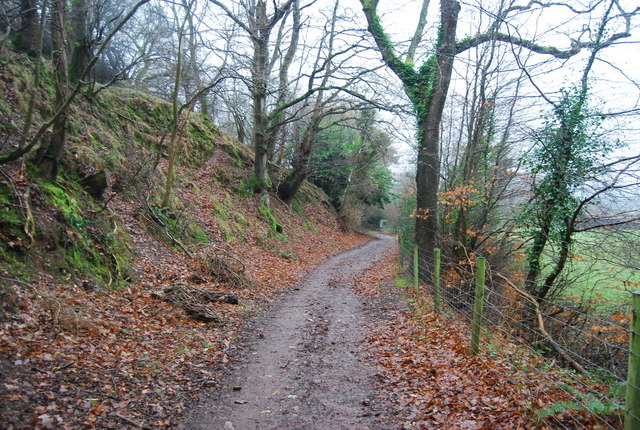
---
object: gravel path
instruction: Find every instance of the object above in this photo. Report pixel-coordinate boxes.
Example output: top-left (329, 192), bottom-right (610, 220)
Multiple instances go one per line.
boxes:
top-left (181, 235), bottom-right (399, 429)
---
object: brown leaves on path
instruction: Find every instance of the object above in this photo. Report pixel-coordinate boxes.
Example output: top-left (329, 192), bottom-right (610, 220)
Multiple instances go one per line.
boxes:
top-left (366, 310), bottom-right (536, 429)
top-left (355, 244), bottom-right (619, 430)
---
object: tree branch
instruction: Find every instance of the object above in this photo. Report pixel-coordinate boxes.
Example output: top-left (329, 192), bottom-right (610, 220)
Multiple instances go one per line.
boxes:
top-left (495, 272), bottom-right (587, 373)
top-left (360, 0), bottom-right (416, 85)
top-left (0, 0), bottom-right (151, 165)
top-left (406, 0), bottom-right (431, 66)
top-left (456, 32), bottom-right (581, 58)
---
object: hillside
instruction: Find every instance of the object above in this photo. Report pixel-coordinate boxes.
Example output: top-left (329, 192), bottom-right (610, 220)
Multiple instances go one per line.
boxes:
top-left (0, 53), bottom-right (370, 429)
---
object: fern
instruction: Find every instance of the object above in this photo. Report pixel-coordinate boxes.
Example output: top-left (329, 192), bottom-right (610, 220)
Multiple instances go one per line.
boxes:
top-left (536, 391), bottom-right (623, 424)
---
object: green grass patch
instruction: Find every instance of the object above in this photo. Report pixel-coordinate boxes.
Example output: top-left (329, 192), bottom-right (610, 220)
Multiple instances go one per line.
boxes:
top-left (147, 205), bottom-right (209, 251)
top-left (40, 182), bottom-right (87, 227)
top-left (394, 277), bottom-right (409, 289)
top-left (38, 181), bottom-right (133, 289)
top-left (540, 231), bottom-right (640, 305)
top-left (0, 185), bottom-right (27, 238)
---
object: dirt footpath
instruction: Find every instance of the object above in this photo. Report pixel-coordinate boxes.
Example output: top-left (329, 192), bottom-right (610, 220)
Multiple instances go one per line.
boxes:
top-left (181, 235), bottom-right (399, 430)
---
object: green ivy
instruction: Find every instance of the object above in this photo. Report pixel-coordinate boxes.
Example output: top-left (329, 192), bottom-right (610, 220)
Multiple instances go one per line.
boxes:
top-left (520, 87), bottom-right (618, 297)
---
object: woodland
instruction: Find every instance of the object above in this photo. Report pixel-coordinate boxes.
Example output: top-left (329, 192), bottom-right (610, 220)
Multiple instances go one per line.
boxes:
top-left (0, 0), bottom-right (640, 428)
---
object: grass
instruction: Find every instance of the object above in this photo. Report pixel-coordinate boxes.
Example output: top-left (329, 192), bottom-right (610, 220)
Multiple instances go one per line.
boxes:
top-left (542, 230), bottom-right (640, 305)
top-left (394, 277), bottom-right (410, 289)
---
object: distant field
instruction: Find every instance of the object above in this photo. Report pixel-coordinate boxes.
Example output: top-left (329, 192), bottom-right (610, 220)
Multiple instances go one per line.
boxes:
top-left (545, 230), bottom-right (640, 305)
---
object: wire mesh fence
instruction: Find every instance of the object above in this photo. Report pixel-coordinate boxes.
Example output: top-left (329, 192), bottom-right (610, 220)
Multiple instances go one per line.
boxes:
top-left (397, 242), bottom-right (639, 429)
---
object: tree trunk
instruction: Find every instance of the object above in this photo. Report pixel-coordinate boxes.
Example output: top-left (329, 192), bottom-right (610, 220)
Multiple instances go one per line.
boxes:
top-left (252, 91), bottom-right (269, 193)
top-left (277, 116), bottom-right (321, 205)
top-left (452, 86), bottom-right (492, 259)
top-left (161, 12), bottom-right (187, 208)
top-left (414, 0), bottom-right (460, 280)
top-left (18, 0), bottom-right (39, 55)
top-left (266, 0), bottom-right (300, 167)
top-left (232, 108), bottom-right (246, 144)
top-left (69, 0), bottom-right (91, 84)
top-left (361, 0), bottom-right (460, 278)
top-left (251, 21), bottom-right (271, 194)
top-left (186, 6), bottom-right (209, 117)
top-left (37, 0), bottom-right (68, 180)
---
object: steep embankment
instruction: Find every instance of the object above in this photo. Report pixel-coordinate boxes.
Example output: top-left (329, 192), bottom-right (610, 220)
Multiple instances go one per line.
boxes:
top-left (0, 53), bottom-right (369, 429)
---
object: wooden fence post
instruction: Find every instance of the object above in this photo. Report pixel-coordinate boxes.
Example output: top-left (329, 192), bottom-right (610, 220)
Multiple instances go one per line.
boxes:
top-left (413, 244), bottom-right (419, 294)
top-left (470, 257), bottom-right (486, 356)
top-left (625, 291), bottom-right (640, 430)
top-left (434, 248), bottom-right (441, 315)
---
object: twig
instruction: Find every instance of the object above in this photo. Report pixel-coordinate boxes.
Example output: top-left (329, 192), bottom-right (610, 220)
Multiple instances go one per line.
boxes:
top-left (139, 200), bottom-right (194, 258)
top-left (0, 167), bottom-right (35, 246)
top-left (0, 167), bottom-right (27, 220)
top-left (110, 412), bottom-right (153, 430)
top-left (22, 186), bottom-right (35, 246)
top-left (141, 212), bottom-right (194, 258)
top-left (494, 272), bottom-right (587, 373)
top-left (0, 276), bottom-right (36, 291)
top-left (209, 245), bottom-right (246, 272)
top-left (115, 112), bottom-right (136, 123)
top-left (54, 362), bottom-right (75, 372)
top-left (96, 150), bottom-right (157, 214)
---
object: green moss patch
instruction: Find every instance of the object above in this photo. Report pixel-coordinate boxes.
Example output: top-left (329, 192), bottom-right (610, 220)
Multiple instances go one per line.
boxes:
top-left (38, 181), bottom-right (132, 289)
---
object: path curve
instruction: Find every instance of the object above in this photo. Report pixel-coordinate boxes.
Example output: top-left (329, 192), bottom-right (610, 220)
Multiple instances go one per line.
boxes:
top-left (181, 235), bottom-right (397, 429)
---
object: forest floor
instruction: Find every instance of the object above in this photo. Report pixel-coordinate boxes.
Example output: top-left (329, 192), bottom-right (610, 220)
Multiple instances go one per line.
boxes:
top-left (0, 148), bottom-right (377, 429)
top-left (0, 226), bottom-right (374, 430)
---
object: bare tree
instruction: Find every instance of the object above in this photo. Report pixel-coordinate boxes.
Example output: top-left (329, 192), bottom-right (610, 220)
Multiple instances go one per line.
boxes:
top-left (34, 0), bottom-right (67, 179)
top-left (184, 0), bottom-right (210, 117)
top-left (69, 0), bottom-right (91, 84)
top-left (359, 0), bottom-right (628, 278)
top-left (161, 0), bottom-right (190, 208)
top-left (208, 0), bottom-right (296, 195)
top-left (0, 0), bottom-right (39, 54)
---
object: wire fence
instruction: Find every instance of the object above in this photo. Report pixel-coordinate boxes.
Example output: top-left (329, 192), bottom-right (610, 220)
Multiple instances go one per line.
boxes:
top-left (397, 242), bottom-right (639, 430)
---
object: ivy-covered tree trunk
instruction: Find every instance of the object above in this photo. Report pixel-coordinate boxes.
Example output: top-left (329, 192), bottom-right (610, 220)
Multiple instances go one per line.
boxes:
top-left (521, 0), bottom-right (627, 302)
top-left (415, 0), bottom-right (460, 277)
top-left (36, 0), bottom-right (68, 180)
top-left (523, 109), bottom-right (584, 301)
top-left (361, 0), bottom-right (460, 279)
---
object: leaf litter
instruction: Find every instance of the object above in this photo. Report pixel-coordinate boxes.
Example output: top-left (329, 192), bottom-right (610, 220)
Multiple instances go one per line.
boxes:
top-left (357, 247), bottom-right (622, 429)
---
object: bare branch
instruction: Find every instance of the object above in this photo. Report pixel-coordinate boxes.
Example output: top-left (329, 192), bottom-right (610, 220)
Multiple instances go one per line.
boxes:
top-left (406, 0), bottom-right (431, 66)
